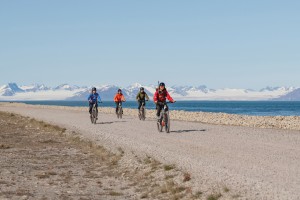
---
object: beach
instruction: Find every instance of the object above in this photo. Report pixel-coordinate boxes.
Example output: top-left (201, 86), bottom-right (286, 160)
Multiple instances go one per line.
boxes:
top-left (1, 103), bottom-right (300, 199)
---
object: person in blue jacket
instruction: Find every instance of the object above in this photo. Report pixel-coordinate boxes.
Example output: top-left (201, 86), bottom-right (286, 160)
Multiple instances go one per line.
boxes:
top-left (88, 87), bottom-right (102, 117)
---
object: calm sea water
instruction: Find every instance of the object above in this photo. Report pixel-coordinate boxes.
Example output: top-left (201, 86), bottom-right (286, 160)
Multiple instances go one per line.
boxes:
top-left (6, 100), bottom-right (300, 116)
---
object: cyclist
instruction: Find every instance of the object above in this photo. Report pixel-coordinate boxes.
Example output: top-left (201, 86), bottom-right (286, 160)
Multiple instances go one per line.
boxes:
top-left (88, 87), bottom-right (102, 117)
top-left (136, 87), bottom-right (150, 111)
top-left (153, 82), bottom-right (175, 121)
top-left (114, 89), bottom-right (126, 114)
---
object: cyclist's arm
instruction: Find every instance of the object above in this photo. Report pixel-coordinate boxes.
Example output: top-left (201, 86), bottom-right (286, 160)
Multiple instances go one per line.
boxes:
top-left (153, 91), bottom-right (158, 103)
top-left (136, 92), bottom-right (140, 101)
top-left (166, 91), bottom-right (174, 102)
top-left (97, 95), bottom-right (102, 103)
top-left (145, 93), bottom-right (150, 101)
top-left (87, 94), bottom-right (92, 101)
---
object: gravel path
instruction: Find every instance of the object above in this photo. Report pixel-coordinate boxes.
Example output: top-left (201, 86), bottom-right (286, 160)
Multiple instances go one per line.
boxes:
top-left (1, 104), bottom-right (300, 200)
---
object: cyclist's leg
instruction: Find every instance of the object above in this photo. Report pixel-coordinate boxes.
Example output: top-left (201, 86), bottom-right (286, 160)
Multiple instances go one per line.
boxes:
top-left (156, 104), bottom-right (162, 120)
top-left (89, 103), bottom-right (93, 114)
top-left (96, 104), bottom-right (98, 118)
top-left (120, 102), bottom-right (123, 114)
top-left (115, 102), bottom-right (118, 113)
top-left (138, 101), bottom-right (142, 110)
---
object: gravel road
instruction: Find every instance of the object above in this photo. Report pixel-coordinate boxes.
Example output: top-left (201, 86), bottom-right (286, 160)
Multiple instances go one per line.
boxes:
top-left (1, 104), bottom-right (300, 200)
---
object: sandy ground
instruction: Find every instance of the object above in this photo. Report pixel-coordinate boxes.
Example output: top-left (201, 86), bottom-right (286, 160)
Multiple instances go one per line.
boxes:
top-left (1, 103), bottom-right (300, 200)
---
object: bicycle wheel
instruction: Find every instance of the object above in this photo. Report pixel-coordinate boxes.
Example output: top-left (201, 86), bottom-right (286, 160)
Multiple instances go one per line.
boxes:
top-left (91, 108), bottom-right (96, 124)
top-left (118, 107), bottom-right (122, 119)
top-left (142, 108), bottom-right (146, 121)
top-left (138, 110), bottom-right (142, 120)
top-left (157, 121), bottom-right (162, 132)
top-left (164, 113), bottom-right (170, 133)
top-left (90, 113), bottom-right (94, 123)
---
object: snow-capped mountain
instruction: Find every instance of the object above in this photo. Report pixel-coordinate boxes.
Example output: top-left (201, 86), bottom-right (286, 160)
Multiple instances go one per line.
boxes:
top-left (0, 83), bottom-right (24, 96)
top-left (20, 84), bottom-right (50, 92)
top-left (0, 83), bottom-right (298, 101)
top-left (273, 88), bottom-right (300, 101)
top-left (54, 84), bottom-right (81, 91)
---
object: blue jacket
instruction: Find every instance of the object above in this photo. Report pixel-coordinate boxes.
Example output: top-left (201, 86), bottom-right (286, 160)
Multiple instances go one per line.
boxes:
top-left (88, 93), bottom-right (101, 104)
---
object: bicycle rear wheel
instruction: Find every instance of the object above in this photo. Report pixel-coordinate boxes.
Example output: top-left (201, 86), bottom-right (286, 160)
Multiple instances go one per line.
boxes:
top-left (141, 108), bottom-right (145, 121)
top-left (118, 107), bottom-right (122, 119)
top-left (92, 109), bottom-right (97, 124)
top-left (164, 113), bottom-right (170, 133)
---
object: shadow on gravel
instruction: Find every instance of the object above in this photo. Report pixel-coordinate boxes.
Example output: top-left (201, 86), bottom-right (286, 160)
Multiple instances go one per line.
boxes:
top-left (96, 121), bottom-right (127, 124)
top-left (170, 129), bottom-right (206, 133)
top-left (97, 122), bottom-right (114, 124)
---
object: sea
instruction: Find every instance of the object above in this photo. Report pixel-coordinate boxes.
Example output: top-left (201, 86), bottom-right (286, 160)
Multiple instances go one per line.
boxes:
top-left (4, 100), bottom-right (300, 116)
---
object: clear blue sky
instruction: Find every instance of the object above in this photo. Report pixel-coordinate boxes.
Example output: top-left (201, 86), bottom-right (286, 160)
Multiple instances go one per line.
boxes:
top-left (0, 0), bottom-right (299, 89)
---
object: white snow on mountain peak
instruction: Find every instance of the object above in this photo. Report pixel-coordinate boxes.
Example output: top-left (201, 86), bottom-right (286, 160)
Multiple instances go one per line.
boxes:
top-left (0, 82), bottom-right (299, 101)
top-left (54, 84), bottom-right (80, 91)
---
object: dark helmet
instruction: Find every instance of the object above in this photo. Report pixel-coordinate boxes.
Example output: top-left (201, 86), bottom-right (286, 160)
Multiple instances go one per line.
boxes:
top-left (140, 87), bottom-right (144, 91)
top-left (92, 87), bottom-right (97, 91)
top-left (118, 88), bottom-right (122, 92)
top-left (159, 82), bottom-right (165, 87)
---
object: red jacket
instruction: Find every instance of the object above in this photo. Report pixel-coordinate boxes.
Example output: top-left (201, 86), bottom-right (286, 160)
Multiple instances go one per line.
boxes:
top-left (153, 89), bottom-right (174, 103)
top-left (114, 93), bottom-right (126, 102)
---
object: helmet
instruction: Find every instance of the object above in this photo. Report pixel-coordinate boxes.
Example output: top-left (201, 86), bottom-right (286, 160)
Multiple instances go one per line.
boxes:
top-left (92, 87), bottom-right (96, 91)
top-left (140, 87), bottom-right (144, 91)
top-left (159, 82), bottom-right (165, 87)
top-left (118, 89), bottom-right (122, 92)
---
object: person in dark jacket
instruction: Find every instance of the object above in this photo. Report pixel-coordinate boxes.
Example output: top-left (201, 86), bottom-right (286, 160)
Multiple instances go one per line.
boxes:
top-left (136, 87), bottom-right (149, 111)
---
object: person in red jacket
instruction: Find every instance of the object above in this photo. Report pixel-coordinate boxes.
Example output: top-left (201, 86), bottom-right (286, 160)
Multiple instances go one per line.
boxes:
top-left (153, 82), bottom-right (175, 120)
top-left (114, 89), bottom-right (126, 113)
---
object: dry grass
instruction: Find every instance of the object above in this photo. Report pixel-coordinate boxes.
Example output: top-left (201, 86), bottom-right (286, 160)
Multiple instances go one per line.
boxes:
top-left (164, 164), bottom-right (175, 171)
top-left (0, 111), bottom-right (228, 199)
top-left (109, 191), bottom-right (123, 196)
top-left (207, 193), bottom-right (222, 200)
top-left (0, 144), bottom-right (11, 149)
top-left (223, 186), bottom-right (230, 193)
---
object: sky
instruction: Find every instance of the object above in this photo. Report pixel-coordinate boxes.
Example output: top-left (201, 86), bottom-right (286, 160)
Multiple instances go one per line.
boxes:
top-left (0, 0), bottom-right (299, 89)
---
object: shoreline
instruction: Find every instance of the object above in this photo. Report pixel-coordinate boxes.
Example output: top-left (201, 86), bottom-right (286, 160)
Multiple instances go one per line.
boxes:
top-left (1, 102), bottom-right (300, 131)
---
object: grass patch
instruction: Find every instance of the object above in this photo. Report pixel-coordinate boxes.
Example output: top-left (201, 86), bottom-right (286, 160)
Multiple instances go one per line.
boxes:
top-left (164, 164), bottom-right (175, 171)
top-left (194, 191), bottom-right (203, 198)
top-left (109, 191), bottom-right (123, 196)
top-left (207, 193), bottom-right (222, 200)
top-left (223, 186), bottom-right (230, 193)
top-left (0, 144), bottom-right (11, 149)
top-left (140, 193), bottom-right (148, 198)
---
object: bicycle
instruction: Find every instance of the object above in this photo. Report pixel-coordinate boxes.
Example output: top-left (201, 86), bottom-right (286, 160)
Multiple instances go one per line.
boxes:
top-left (116, 101), bottom-right (124, 119)
top-left (138, 100), bottom-right (148, 121)
top-left (90, 101), bottom-right (102, 124)
top-left (156, 102), bottom-right (174, 133)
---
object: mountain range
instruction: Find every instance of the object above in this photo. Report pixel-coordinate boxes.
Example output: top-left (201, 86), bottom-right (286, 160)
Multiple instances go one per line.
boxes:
top-left (0, 83), bottom-right (299, 101)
